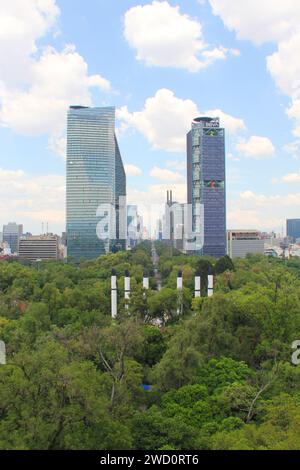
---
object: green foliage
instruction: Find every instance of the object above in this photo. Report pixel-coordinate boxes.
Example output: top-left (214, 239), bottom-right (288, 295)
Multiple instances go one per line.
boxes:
top-left (214, 255), bottom-right (235, 275)
top-left (0, 246), bottom-right (300, 449)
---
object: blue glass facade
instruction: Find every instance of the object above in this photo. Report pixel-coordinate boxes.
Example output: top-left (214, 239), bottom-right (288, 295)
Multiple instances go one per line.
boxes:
top-left (66, 106), bottom-right (126, 261)
top-left (187, 117), bottom-right (226, 258)
top-left (287, 219), bottom-right (300, 241)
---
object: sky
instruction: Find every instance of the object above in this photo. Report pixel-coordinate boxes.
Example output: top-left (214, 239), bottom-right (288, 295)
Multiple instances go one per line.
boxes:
top-left (1, 0), bottom-right (300, 235)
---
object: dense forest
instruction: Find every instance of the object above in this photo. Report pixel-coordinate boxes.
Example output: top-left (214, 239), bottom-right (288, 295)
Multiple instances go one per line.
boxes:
top-left (1, 241), bottom-right (300, 450)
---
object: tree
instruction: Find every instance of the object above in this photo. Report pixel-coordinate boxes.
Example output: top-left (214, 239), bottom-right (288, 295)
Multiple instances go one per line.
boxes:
top-left (0, 339), bottom-right (132, 450)
top-left (214, 255), bottom-right (235, 275)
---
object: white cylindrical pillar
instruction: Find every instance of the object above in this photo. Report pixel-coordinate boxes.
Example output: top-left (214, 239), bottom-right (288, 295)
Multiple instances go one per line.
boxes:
top-left (207, 268), bottom-right (214, 297)
top-left (0, 340), bottom-right (6, 365)
top-left (125, 270), bottom-right (131, 310)
top-left (195, 276), bottom-right (201, 298)
top-left (143, 271), bottom-right (149, 290)
top-left (177, 270), bottom-right (183, 290)
top-left (177, 270), bottom-right (183, 315)
top-left (111, 269), bottom-right (117, 319)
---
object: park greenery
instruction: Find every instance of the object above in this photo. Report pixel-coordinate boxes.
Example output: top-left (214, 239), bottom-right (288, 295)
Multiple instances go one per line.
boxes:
top-left (1, 241), bottom-right (300, 449)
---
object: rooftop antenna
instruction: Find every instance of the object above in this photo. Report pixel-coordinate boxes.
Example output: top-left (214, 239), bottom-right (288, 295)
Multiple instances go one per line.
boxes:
top-left (42, 222), bottom-right (44, 235)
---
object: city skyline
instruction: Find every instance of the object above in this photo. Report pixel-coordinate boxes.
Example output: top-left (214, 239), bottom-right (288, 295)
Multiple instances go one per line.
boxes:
top-left (1, 1), bottom-right (300, 235)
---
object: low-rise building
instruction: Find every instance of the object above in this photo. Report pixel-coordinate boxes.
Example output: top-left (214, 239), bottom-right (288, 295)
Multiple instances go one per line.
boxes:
top-left (19, 235), bottom-right (59, 262)
top-left (265, 248), bottom-right (278, 258)
top-left (227, 230), bottom-right (265, 259)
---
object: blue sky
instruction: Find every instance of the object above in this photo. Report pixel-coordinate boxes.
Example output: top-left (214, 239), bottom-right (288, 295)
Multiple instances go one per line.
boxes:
top-left (1, 0), bottom-right (300, 235)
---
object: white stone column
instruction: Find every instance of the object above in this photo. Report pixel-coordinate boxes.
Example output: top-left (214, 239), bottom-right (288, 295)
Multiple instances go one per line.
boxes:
top-left (177, 270), bottom-right (183, 315)
top-left (143, 271), bottom-right (149, 290)
top-left (195, 275), bottom-right (201, 298)
top-left (177, 270), bottom-right (183, 290)
top-left (125, 270), bottom-right (131, 310)
top-left (0, 340), bottom-right (6, 365)
top-left (208, 268), bottom-right (214, 297)
top-left (111, 269), bottom-right (117, 319)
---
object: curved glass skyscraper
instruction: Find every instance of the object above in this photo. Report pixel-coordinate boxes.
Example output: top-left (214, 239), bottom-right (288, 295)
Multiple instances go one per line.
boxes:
top-left (66, 106), bottom-right (126, 261)
top-left (187, 117), bottom-right (226, 258)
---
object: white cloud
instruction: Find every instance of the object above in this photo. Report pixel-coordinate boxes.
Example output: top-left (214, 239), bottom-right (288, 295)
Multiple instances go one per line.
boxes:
top-left (205, 108), bottom-right (246, 134)
top-left (124, 1), bottom-right (239, 72)
top-left (209, 0), bottom-right (300, 45)
top-left (283, 140), bottom-right (300, 155)
top-left (236, 136), bottom-right (275, 159)
top-left (281, 171), bottom-right (300, 183)
top-left (265, 32), bottom-right (300, 141)
top-left (287, 100), bottom-right (300, 138)
top-left (267, 33), bottom-right (300, 101)
top-left (117, 89), bottom-right (198, 152)
top-left (228, 189), bottom-right (300, 232)
top-left (117, 88), bottom-right (246, 153)
top-left (227, 209), bottom-right (267, 230)
top-left (0, 46), bottom-right (110, 137)
top-left (124, 164), bottom-right (142, 176)
top-left (240, 190), bottom-right (280, 205)
top-left (88, 74), bottom-right (111, 92)
top-left (48, 135), bottom-right (67, 160)
top-left (0, 167), bottom-right (65, 234)
top-left (166, 160), bottom-right (186, 171)
top-left (209, 1), bottom-right (300, 139)
top-left (0, 0), bottom-right (111, 158)
top-left (0, 0), bottom-right (60, 84)
top-left (128, 183), bottom-right (186, 206)
top-left (227, 152), bottom-right (240, 162)
top-left (150, 166), bottom-right (185, 182)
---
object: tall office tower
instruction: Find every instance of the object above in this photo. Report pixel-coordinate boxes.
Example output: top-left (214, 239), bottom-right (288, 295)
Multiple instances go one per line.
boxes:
top-left (187, 117), bottom-right (226, 257)
top-left (287, 219), bottom-right (300, 242)
top-left (3, 222), bottom-right (23, 254)
top-left (66, 106), bottom-right (126, 261)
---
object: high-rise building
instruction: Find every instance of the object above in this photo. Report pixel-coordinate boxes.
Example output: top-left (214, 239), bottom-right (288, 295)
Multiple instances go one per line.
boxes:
top-left (156, 219), bottom-right (163, 241)
top-left (287, 219), bottom-right (300, 242)
top-left (187, 117), bottom-right (226, 257)
top-left (19, 235), bottom-right (59, 262)
top-left (66, 106), bottom-right (126, 261)
top-left (3, 223), bottom-right (23, 254)
top-left (127, 205), bottom-right (142, 249)
top-left (162, 191), bottom-right (184, 251)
